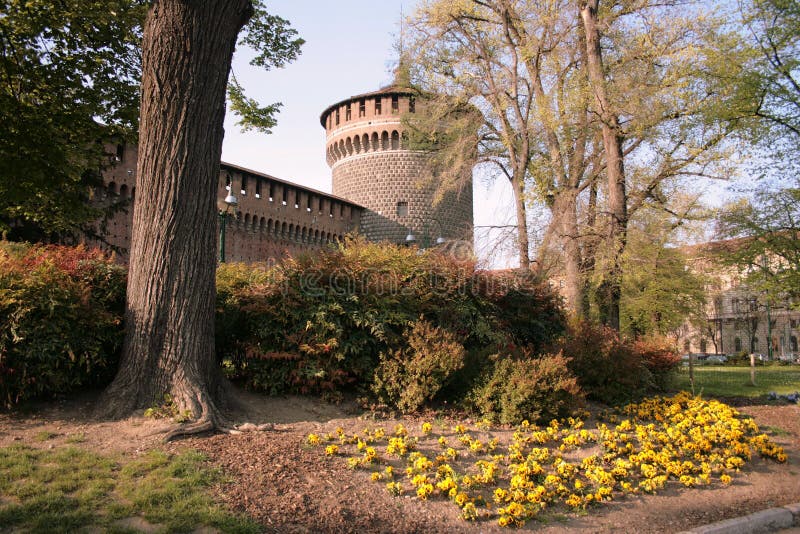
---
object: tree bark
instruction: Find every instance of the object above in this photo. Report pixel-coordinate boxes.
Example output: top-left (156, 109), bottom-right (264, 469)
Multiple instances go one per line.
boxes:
top-left (98, 0), bottom-right (253, 430)
top-left (580, 0), bottom-right (628, 331)
top-left (512, 172), bottom-right (531, 270)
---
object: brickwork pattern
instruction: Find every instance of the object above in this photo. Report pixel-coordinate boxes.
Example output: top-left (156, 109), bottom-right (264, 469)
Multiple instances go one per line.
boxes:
top-left (90, 144), bottom-right (361, 264)
top-left (322, 89), bottom-right (474, 246)
top-left (332, 151), bottom-right (472, 244)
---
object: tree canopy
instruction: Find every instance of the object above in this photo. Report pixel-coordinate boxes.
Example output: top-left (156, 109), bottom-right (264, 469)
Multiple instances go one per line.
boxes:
top-left (0, 0), bottom-right (302, 238)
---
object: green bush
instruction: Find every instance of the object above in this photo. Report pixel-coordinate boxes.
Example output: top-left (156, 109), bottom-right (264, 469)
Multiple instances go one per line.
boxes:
top-left (0, 243), bottom-right (126, 406)
top-left (468, 351), bottom-right (582, 424)
top-left (560, 321), bottom-right (680, 405)
top-left (217, 237), bottom-right (565, 401)
top-left (371, 318), bottom-right (466, 413)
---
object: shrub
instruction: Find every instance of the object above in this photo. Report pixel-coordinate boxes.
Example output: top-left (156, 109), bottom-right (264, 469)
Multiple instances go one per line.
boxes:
top-left (371, 319), bottom-right (466, 413)
top-left (219, 237), bottom-right (565, 397)
top-left (0, 243), bottom-right (126, 406)
top-left (469, 351), bottom-right (582, 424)
top-left (560, 321), bottom-right (681, 405)
top-left (632, 336), bottom-right (681, 391)
top-left (475, 270), bottom-right (566, 352)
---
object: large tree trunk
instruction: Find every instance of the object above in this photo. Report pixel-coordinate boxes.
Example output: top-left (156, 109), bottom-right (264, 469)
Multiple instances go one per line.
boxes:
top-left (98, 0), bottom-right (253, 430)
top-left (580, 0), bottom-right (628, 331)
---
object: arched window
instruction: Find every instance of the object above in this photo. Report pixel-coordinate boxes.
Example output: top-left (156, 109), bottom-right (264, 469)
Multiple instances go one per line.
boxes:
top-left (244, 213), bottom-right (251, 227)
top-left (119, 184), bottom-right (128, 198)
top-left (381, 131), bottom-right (389, 150)
top-left (107, 182), bottom-right (118, 195)
top-left (259, 217), bottom-right (265, 231)
top-left (734, 337), bottom-right (742, 352)
top-left (345, 137), bottom-right (353, 155)
top-left (391, 130), bottom-right (400, 149)
top-left (371, 132), bottom-right (379, 151)
top-left (353, 135), bottom-right (361, 153)
top-left (751, 337), bottom-right (759, 352)
top-left (362, 134), bottom-right (369, 152)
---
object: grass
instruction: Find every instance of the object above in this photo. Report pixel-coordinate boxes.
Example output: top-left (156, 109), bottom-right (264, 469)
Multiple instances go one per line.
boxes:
top-left (0, 445), bottom-right (259, 534)
top-left (671, 365), bottom-right (800, 397)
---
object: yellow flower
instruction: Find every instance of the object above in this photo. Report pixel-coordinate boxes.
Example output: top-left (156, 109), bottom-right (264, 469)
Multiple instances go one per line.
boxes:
top-left (324, 444), bottom-right (339, 456)
top-left (421, 422), bottom-right (432, 435)
top-left (386, 481), bottom-right (403, 496)
top-left (306, 433), bottom-right (321, 446)
top-left (461, 502), bottom-right (478, 520)
top-left (454, 492), bottom-right (469, 507)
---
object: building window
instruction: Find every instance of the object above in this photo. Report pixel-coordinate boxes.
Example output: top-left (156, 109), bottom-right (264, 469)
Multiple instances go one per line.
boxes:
top-left (345, 103), bottom-right (352, 121)
top-left (268, 182), bottom-right (274, 201)
top-left (335, 109), bottom-right (340, 125)
top-left (375, 98), bottom-right (382, 115)
top-left (359, 98), bottom-right (366, 117)
top-left (699, 339), bottom-right (707, 353)
top-left (116, 144), bottom-right (125, 162)
top-left (255, 179), bottom-right (262, 199)
top-left (734, 337), bottom-right (742, 352)
top-left (240, 174), bottom-right (247, 195)
top-left (391, 95), bottom-right (399, 113)
top-left (791, 336), bottom-right (798, 352)
top-left (752, 337), bottom-right (759, 352)
top-left (409, 96), bottom-right (415, 113)
top-left (396, 201), bottom-right (408, 217)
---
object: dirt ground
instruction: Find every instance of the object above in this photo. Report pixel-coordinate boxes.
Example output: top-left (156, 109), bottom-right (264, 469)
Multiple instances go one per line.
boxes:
top-left (1, 389), bottom-right (799, 533)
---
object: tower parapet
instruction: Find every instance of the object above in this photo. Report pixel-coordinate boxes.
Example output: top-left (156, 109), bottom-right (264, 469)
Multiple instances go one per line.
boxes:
top-left (320, 84), bottom-right (473, 246)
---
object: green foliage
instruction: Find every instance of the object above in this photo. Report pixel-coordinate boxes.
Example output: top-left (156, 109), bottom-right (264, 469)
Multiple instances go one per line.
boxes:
top-left (561, 321), bottom-right (680, 405)
top-left (0, 242), bottom-right (125, 407)
top-left (0, 0), bottom-right (144, 235)
top-left (620, 223), bottom-right (708, 338)
top-left (143, 394), bottom-right (193, 423)
top-left (715, 181), bottom-right (800, 305)
top-left (216, 237), bottom-right (564, 402)
top-left (0, 0), bottom-right (301, 234)
top-left (371, 319), bottom-right (466, 413)
top-left (468, 352), bottom-right (582, 425)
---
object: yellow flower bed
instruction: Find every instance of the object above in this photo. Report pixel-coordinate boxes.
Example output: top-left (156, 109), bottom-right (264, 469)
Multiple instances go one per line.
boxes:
top-left (308, 393), bottom-right (786, 528)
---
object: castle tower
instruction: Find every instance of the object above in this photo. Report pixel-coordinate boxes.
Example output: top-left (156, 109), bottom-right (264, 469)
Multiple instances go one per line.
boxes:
top-left (320, 82), bottom-right (473, 246)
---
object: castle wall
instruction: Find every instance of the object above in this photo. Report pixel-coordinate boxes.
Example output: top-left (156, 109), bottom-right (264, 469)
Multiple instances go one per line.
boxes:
top-left (91, 143), bottom-right (362, 263)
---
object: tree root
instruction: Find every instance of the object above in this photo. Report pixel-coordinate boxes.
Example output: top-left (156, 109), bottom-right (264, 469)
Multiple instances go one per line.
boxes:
top-left (162, 418), bottom-right (219, 442)
top-left (157, 418), bottom-right (273, 442)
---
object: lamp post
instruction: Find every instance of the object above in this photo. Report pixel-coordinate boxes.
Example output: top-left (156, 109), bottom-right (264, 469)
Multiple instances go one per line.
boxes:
top-left (218, 189), bottom-right (238, 263)
top-left (403, 215), bottom-right (445, 250)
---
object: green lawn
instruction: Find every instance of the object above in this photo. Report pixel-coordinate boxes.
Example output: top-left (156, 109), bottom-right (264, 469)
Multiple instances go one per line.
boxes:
top-left (0, 444), bottom-right (258, 534)
top-left (671, 365), bottom-right (800, 397)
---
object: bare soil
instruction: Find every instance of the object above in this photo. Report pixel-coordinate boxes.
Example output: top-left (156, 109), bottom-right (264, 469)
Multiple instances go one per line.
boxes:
top-left (1, 389), bottom-right (799, 533)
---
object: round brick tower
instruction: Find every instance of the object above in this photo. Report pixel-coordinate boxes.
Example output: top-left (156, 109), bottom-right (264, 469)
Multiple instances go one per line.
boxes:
top-left (320, 83), bottom-right (473, 246)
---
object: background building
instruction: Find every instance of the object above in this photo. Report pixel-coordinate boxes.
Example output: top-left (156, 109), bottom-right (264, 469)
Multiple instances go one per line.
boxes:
top-left (679, 239), bottom-right (799, 360)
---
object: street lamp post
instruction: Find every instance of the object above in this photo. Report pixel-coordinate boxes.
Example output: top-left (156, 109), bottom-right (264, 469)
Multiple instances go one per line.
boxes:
top-left (218, 189), bottom-right (238, 263)
top-left (404, 215), bottom-right (445, 250)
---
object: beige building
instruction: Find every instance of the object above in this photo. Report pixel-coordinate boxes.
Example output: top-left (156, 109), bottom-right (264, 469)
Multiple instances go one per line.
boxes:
top-left (679, 239), bottom-right (799, 360)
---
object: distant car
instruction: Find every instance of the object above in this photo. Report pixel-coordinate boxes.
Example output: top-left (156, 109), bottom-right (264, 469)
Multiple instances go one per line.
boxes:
top-left (705, 354), bottom-right (727, 364)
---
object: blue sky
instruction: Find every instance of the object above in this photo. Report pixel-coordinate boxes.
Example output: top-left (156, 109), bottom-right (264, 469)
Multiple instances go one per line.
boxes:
top-left (221, 0), bottom-right (518, 267)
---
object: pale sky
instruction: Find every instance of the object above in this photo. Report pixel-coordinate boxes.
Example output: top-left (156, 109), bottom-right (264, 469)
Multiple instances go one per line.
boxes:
top-left (220, 0), bottom-right (518, 268)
